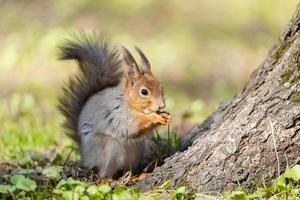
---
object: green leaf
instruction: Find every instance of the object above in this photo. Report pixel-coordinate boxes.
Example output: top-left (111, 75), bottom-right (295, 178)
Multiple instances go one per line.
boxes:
top-left (81, 196), bottom-right (90, 200)
top-left (42, 166), bottom-right (63, 180)
top-left (66, 177), bottom-right (86, 186)
top-left (290, 188), bottom-right (300, 197)
top-left (62, 191), bottom-right (80, 200)
top-left (228, 191), bottom-right (247, 200)
top-left (174, 186), bottom-right (186, 194)
top-left (10, 174), bottom-right (37, 192)
top-left (138, 195), bottom-right (156, 200)
top-left (173, 186), bottom-right (186, 200)
top-left (56, 177), bottom-right (86, 189)
top-left (56, 179), bottom-right (67, 188)
top-left (159, 179), bottom-right (172, 189)
top-left (0, 184), bottom-right (16, 194)
top-left (247, 188), bottom-right (266, 199)
top-left (97, 184), bottom-right (111, 194)
top-left (74, 185), bottom-right (85, 194)
top-left (276, 174), bottom-right (287, 187)
top-left (284, 165), bottom-right (300, 181)
top-left (87, 185), bottom-right (98, 195)
top-left (112, 189), bottom-right (137, 200)
top-left (53, 188), bottom-right (64, 194)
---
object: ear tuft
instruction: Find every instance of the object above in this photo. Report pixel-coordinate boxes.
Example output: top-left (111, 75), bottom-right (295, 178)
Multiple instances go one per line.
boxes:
top-left (121, 46), bottom-right (139, 70)
top-left (121, 46), bottom-right (140, 81)
top-left (135, 46), bottom-right (151, 73)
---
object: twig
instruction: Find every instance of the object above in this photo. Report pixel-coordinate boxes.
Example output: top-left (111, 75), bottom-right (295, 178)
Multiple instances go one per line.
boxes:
top-left (155, 129), bottom-right (160, 140)
top-left (167, 123), bottom-right (171, 155)
top-left (143, 159), bottom-right (157, 172)
top-left (284, 153), bottom-right (289, 169)
top-left (43, 179), bottom-right (49, 199)
top-left (268, 117), bottom-right (280, 177)
top-left (63, 148), bottom-right (73, 167)
top-left (9, 191), bottom-right (16, 200)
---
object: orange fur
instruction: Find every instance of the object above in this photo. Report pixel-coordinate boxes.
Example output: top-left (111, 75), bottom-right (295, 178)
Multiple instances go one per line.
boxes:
top-left (122, 47), bottom-right (170, 137)
top-left (136, 112), bottom-right (171, 136)
top-left (124, 72), bottom-right (164, 114)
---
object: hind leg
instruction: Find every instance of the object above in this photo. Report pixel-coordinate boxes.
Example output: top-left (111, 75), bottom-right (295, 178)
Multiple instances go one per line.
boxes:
top-left (81, 132), bottom-right (124, 178)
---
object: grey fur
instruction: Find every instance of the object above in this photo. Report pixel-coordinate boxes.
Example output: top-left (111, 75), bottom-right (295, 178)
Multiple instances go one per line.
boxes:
top-left (58, 34), bottom-right (123, 144)
top-left (79, 84), bottom-right (149, 177)
top-left (79, 84), bottom-right (140, 139)
top-left (58, 34), bottom-right (151, 178)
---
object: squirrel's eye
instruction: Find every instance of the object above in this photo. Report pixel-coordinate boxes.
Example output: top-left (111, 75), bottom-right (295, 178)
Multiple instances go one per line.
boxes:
top-left (141, 88), bottom-right (149, 96)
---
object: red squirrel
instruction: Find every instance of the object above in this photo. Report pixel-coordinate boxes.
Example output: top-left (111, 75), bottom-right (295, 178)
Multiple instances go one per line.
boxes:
top-left (58, 34), bottom-right (171, 178)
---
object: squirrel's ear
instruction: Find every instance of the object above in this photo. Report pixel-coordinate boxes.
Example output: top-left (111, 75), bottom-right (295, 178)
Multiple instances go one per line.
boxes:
top-left (121, 46), bottom-right (140, 84)
top-left (135, 46), bottom-right (151, 73)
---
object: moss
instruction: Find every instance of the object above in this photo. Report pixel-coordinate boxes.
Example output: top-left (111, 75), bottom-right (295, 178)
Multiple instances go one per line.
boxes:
top-left (291, 50), bottom-right (300, 72)
top-left (296, 63), bottom-right (300, 71)
top-left (277, 39), bottom-right (300, 85)
top-left (291, 92), bottom-right (300, 102)
top-left (279, 68), bottom-right (300, 88)
top-left (274, 38), bottom-right (295, 60)
top-left (280, 69), bottom-right (293, 83)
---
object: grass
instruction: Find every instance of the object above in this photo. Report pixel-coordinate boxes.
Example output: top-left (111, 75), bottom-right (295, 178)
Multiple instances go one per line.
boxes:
top-left (0, 93), bottom-right (67, 161)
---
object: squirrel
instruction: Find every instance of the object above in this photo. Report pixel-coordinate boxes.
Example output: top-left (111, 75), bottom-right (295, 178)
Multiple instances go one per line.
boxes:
top-left (58, 34), bottom-right (171, 178)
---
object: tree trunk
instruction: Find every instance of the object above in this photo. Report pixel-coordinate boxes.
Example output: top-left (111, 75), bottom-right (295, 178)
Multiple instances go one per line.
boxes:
top-left (137, 3), bottom-right (300, 193)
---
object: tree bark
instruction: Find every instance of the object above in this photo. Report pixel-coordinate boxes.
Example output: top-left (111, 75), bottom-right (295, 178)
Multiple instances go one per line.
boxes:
top-left (137, 3), bottom-right (300, 193)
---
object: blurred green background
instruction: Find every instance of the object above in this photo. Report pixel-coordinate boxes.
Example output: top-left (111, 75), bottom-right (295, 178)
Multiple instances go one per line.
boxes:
top-left (0, 0), bottom-right (298, 160)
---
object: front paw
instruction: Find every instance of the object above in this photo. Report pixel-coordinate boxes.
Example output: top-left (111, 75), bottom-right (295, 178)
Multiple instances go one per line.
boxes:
top-left (155, 111), bottom-right (171, 125)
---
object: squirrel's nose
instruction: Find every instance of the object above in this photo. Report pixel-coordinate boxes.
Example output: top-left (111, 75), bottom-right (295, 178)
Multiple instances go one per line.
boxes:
top-left (158, 100), bottom-right (166, 109)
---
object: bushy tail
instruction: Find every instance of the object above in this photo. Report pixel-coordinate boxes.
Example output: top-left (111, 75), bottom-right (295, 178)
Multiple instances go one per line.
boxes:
top-left (58, 33), bottom-right (123, 144)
